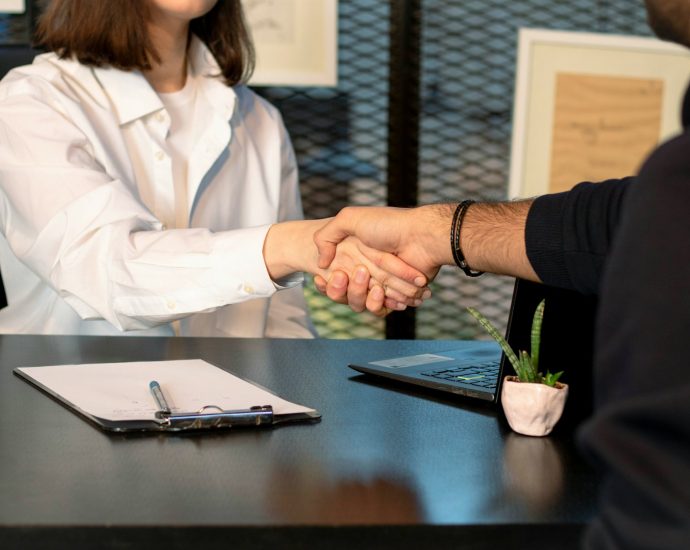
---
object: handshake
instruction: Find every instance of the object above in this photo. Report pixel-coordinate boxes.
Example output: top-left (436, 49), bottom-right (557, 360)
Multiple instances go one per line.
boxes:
top-left (310, 204), bottom-right (455, 316)
top-left (264, 201), bottom-right (536, 316)
top-left (263, 200), bottom-right (536, 317)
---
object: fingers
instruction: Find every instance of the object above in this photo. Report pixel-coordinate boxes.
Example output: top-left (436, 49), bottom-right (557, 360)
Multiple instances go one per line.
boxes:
top-left (369, 247), bottom-right (428, 287)
top-left (313, 269), bottom-right (372, 313)
top-left (314, 264), bottom-right (432, 316)
top-left (365, 257), bottom-right (428, 301)
top-left (365, 284), bottom-right (391, 317)
top-left (347, 267), bottom-right (371, 313)
top-left (315, 271), bottom-right (349, 304)
top-left (313, 274), bottom-right (327, 295)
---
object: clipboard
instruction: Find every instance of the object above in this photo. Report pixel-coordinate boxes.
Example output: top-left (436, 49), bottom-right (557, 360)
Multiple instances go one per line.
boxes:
top-left (14, 359), bottom-right (321, 433)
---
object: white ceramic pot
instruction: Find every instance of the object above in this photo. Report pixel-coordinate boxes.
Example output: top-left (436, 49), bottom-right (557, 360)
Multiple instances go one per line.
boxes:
top-left (501, 376), bottom-right (568, 437)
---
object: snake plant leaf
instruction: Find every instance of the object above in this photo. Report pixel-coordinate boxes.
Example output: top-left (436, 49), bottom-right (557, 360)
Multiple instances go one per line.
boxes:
top-left (530, 300), bottom-right (545, 372)
top-left (467, 307), bottom-right (521, 374)
top-left (520, 350), bottom-right (537, 383)
top-left (544, 370), bottom-right (564, 387)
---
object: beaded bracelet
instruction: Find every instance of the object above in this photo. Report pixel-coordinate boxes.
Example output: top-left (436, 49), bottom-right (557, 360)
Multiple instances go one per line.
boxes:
top-left (450, 200), bottom-right (484, 277)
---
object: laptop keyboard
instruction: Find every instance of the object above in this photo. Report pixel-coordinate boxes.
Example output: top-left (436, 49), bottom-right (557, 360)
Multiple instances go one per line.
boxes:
top-left (420, 361), bottom-right (500, 390)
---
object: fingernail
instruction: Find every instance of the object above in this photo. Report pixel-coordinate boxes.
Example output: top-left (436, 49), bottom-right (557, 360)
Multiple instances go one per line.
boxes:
top-left (414, 276), bottom-right (426, 287)
top-left (371, 286), bottom-right (384, 300)
top-left (413, 299), bottom-right (423, 307)
top-left (422, 289), bottom-right (432, 300)
top-left (355, 267), bottom-right (367, 284)
top-left (332, 272), bottom-right (347, 288)
top-left (395, 302), bottom-right (407, 311)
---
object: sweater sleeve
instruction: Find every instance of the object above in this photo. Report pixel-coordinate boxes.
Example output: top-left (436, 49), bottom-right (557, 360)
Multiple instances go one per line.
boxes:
top-left (524, 177), bottom-right (633, 294)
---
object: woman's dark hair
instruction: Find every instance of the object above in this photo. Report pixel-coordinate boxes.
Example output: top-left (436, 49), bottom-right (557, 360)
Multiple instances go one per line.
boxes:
top-left (34, 0), bottom-right (255, 86)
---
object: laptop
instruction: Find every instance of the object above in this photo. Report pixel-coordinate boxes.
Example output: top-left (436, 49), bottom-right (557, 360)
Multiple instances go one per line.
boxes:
top-left (349, 279), bottom-right (598, 416)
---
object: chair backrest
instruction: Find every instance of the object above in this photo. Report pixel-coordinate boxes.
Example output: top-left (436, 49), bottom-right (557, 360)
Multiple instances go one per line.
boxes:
top-left (0, 45), bottom-right (39, 79)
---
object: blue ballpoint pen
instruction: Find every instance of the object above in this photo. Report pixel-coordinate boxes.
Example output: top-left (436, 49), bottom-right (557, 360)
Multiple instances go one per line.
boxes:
top-left (149, 380), bottom-right (171, 415)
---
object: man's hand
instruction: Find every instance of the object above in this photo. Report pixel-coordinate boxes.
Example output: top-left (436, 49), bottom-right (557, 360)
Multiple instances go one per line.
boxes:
top-left (314, 206), bottom-right (453, 276)
top-left (311, 205), bottom-right (454, 315)
top-left (263, 218), bottom-right (431, 311)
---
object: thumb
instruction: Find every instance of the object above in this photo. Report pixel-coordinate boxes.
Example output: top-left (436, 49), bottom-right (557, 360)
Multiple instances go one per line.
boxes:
top-left (313, 224), bottom-right (350, 269)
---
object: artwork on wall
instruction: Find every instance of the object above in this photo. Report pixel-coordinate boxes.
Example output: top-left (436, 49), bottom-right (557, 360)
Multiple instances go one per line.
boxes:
top-left (0, 0), bottom-right (24, 14)
top-left (509, 28), bottom-right (690, 198)
top-left (241, 0), bottom-right (338, 87)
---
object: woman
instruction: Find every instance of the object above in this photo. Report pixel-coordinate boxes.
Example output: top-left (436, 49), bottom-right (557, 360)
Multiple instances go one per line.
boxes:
top-left (0, 0), bottom-right (425, 336)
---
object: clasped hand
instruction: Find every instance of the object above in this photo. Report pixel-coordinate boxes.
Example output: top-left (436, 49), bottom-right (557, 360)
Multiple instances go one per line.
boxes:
top-left (310, 206), bottom-right (450, 316)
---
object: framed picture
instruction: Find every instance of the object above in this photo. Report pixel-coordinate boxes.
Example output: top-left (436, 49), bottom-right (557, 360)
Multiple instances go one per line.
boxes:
top-left (509, 28), bottom-right (690, 198)
top-left (242, 0), bottom-right (338, 87)
top-left (0, 0), bottom-right (24, 14)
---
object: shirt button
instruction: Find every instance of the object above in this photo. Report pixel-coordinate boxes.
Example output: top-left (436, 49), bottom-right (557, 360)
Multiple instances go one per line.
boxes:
top-left (243, 284), bottom-right (254, 294)
top-left (166, 300), bottom-right (176, 310)
top-left (155, 112), bottom-right (165, 122)
top-left (155, 150), bottom-right (165, 161)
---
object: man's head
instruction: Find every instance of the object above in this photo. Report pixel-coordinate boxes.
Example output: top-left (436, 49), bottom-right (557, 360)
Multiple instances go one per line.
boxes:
top-left (644, 0), bottom-right (690, 49)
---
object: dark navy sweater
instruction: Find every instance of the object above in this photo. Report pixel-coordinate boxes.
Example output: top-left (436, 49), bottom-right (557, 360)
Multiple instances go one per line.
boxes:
top-left (523, 88), bottom-right (690, 549)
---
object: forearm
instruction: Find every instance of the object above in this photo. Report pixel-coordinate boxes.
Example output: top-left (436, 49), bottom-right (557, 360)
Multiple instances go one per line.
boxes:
top-left (314, 201), bottom-right (540, 285)
top-left (460, 200), bottom-right (540, 281)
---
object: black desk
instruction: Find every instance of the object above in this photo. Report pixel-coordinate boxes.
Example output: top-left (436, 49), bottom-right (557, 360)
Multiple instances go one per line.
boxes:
top-left (0, 335), bottom-right (598, 549)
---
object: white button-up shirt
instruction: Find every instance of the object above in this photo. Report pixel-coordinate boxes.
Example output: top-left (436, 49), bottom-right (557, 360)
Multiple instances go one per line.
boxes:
top-left (0, 37), bottom-right (315, 338)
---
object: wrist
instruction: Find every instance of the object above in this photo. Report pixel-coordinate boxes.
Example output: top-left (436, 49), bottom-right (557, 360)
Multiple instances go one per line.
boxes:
top-left (263, 220), bottom-right (323, 280)
top-left (416, 204), bottom-right (455, 266)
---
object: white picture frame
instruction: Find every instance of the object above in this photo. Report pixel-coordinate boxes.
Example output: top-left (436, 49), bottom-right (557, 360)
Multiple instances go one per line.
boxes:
top-left (242, 0), bottom-right (338, 87)
top-left (0, 0), bottom-right (24, 14)
top-left (509, 28), bottom-right (690, 198)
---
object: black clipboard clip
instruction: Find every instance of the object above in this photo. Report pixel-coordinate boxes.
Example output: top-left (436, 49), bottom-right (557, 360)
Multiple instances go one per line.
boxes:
top-left (156, 404), bottom-right (274, 429)
top-left (149, 380), bottom-right (273, 429)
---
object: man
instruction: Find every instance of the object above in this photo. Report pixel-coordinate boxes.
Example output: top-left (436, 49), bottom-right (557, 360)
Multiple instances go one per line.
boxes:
top-left (312, 1), bottom-right (690, 548)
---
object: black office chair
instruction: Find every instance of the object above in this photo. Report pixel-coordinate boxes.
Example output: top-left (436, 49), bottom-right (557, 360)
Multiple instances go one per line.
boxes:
top-left (0, 45), bottom-right (39, 309)
top-left (0, 44), bottom-right (39, 78)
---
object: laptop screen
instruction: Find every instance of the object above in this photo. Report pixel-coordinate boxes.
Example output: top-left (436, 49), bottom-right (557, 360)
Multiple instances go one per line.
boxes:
top-left (505, 279), bottom-right (598, 428)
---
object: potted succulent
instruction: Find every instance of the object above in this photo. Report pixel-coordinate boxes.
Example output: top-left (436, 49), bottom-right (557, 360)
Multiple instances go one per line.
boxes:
top-left (467, 300), bottom-right (568, 437)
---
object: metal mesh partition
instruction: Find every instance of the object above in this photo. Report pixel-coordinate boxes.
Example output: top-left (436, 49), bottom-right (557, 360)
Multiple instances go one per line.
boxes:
top-left (256, 0), bottom-right (391, 339)
top-left (0, 11), bottom-right (31, 45)
top-left (260, 0), bottom-right (651, 340)
top-left (0, 1), bottom-right (653, 339)
top-left (415, 0), bottom-right (652, 340)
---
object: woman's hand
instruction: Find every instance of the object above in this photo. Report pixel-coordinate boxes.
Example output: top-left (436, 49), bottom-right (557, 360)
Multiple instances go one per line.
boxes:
top-left (263, 219), bottom-right (430, 311)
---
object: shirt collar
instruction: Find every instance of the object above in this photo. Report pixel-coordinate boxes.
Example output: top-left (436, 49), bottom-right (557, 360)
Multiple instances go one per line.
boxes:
top-left (93, 65), bottom-right (161, 125)
top-left (188, 35), bottom-right (237, 121)
top-left (92, 34), bottom-right (236, 126)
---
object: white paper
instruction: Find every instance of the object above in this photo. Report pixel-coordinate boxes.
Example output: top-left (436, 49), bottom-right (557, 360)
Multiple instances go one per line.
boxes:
top-left (17, 359), bottom-right (314, 421)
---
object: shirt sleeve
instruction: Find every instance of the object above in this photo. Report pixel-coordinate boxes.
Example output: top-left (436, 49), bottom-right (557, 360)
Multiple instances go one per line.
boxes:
top-left (525, 177), bottom-right (632, 294)
top-left (0, 80), bottom-right (280, 332)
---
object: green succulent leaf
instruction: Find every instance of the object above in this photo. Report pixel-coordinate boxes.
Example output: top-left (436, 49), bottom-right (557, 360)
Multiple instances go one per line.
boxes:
top-left (543, 370), bottom-right (564, 387)
top-left (467, 307), bottom-right (520, 374)
top-left (530, 299), bottom-right (545, 372)
top-left (520, 350), bottom-right (541, 383)
top-left (468, 301), bottom-right (564, 387)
